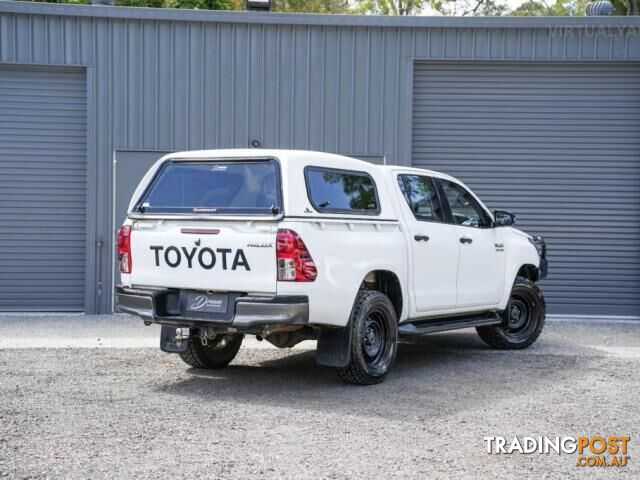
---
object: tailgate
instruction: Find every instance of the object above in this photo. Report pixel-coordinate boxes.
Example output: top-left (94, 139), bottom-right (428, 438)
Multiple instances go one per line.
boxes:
top-left (129, 220), bottom-right (277, 294)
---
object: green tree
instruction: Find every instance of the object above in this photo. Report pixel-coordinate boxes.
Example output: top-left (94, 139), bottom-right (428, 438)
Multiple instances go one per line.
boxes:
top-left (33, 0), bottom-right (640, 16)
top-left (355, 0), bottom-right (426, 15)
top-left (512, 0), bottom-right (637, 15)
top-left (355, 0), bottom-right (508, 15)
top-left (464, 0), bottom-right (509, 15)
top-left (433, 0), bottom-right (508, 15)
top-left (511, 0), bottom-right (585, 15)
top-left (115, 0), bottom-right (233, 8)
top-left (270, 0), bottom-right (352, 13)
top-left (115, 0), bottom-right (352, 12)
top-left (618, 0), bottom-right (639, 15)
top-left (33, 0), bottom-right (91, 4)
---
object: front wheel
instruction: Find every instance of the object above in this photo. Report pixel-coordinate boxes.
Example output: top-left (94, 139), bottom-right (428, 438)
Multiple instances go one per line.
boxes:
top-left (179, 333), bottom-right (243, 369)
top-left (337, 290), bottom-right (398, 385)
top-left (476, 276), bottom-right (545, 349)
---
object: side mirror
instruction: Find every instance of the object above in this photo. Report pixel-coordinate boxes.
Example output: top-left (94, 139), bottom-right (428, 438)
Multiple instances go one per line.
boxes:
top-left (494, 210), bottom-right (516, 227)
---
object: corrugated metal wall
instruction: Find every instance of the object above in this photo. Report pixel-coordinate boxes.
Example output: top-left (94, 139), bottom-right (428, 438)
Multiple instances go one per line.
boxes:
top-left (0, 3), bottom-right (639, 313)
top-left (0, 65), bottom-right (87, 311)
top-left (412, 62), bottom-right (640, 316)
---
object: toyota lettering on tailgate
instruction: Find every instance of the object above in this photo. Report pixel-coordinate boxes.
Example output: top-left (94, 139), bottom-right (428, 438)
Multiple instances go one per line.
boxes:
top-left (149, 245), bottom-right (251, 271)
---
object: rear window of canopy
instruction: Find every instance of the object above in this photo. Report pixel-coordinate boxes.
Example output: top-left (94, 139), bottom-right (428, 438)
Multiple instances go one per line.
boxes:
top-left (135, 159), bottom-right (282, 215)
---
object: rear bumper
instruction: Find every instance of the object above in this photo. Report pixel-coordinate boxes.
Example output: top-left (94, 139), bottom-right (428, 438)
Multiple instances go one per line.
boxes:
top-left (115, 286), bottom-right (309, 330)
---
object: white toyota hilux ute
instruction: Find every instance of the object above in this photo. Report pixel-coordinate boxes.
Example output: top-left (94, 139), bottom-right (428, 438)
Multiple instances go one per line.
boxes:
top-left (116, 149), bottom-right (548, 385)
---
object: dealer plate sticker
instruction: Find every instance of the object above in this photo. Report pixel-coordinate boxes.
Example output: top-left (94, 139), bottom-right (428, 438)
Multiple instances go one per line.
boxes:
top-left (185, 293), bottom-right (228, 314)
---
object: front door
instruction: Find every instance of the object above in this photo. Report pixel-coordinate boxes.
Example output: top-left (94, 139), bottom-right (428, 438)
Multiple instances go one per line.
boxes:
top-left (438, 179), bottom-right (505, 308)
top-left (396, 173), bottom-right (459, 313)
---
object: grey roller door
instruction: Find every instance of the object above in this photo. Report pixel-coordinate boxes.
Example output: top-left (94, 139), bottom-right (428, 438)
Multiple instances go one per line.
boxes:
top-left (0, 66), bottom-right (87, 311)
top-left (412, 62), bottom-right (640, 317)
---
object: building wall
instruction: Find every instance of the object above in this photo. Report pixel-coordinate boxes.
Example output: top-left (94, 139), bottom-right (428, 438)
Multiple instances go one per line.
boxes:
top-left (1, 2), bottom-right (640, 313)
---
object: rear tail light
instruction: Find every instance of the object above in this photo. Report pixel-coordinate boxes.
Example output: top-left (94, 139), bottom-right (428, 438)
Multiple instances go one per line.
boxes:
top-left (117, 225), bottom-right (132, 274)
top-left (276, 229), bottom-right (317, 282)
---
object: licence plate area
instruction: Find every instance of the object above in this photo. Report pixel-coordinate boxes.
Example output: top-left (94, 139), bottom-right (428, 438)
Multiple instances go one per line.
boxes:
top-left (179, 291), bottom-right (241, 321)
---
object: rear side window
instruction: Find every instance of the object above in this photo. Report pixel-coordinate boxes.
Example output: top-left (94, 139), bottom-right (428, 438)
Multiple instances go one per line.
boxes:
top-left (135, 160), bottom-right (281, 215)
top-left (397, 174), bottom-right (443, 222)
top-left (305, 167), bottom-right (380, 215)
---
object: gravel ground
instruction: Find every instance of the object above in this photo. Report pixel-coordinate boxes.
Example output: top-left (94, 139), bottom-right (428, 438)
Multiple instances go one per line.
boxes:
top-left (0, 315), bottom-right (638, 479)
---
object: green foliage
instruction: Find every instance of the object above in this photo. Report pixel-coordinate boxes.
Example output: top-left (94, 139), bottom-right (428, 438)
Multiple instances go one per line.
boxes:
top-left (114, 0), bottom-right (163, 7)
top-left (623, 0), bottom-right (639, 15)
top-left (434, 0), bottom-right (508, 15)
top-left (355, 0), bottom-right (425, 15)
top-left (114, 0), bottom-right (233, 8)
top-left (354, 0), bottom-right (509, 16)
top-left (511, 0), bottom-right (586, 15)
top-left (512, 0), bottom-right (637, 15)
top-left (33, 0), bottom-right (92, 4)
top-left (601, 0), bottom-right (637, 14)
top-left (270, 0), bottom-right (352, 13)
top-left (31, 0), bottom-right (640, 16)
top-left (169, 0), bottom-right (233, 8)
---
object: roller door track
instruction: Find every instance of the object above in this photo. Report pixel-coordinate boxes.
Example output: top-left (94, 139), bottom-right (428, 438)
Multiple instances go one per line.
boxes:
top-left (0, 66), bottom-right (87, 311)
top-left (412, 62), bottom-right (640, 316)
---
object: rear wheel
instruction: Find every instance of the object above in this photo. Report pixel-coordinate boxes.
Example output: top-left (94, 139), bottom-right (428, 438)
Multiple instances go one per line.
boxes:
top-left (476, 276), bottom-right (545, 349)
top-left (179, 333), bottom-right (243, 369)
top-left (337, 290), bottom-right (398, 385)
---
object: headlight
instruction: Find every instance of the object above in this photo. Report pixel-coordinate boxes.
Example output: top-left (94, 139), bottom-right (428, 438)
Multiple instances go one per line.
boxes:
top-left (529, 235), bottom-right (546, 258)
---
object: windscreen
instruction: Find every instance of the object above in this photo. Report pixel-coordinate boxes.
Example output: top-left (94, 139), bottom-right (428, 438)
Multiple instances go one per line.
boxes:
top-left (135, 160), bottom-right (281, 215)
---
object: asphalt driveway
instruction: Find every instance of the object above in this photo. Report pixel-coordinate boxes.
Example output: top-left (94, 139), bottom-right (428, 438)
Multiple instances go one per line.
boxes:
top-left (0, 315), bottom-right (638, 479)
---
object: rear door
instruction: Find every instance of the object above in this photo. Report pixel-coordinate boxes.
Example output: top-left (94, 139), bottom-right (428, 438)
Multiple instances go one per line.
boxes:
top-left (129, 220), bottom-right (277, 294)
top-left (126, 158), bottom-right (281, 294)
top-left (437, 178), bottom-right (505, 308)
top-left (396, 173), bottom-right (459, 313)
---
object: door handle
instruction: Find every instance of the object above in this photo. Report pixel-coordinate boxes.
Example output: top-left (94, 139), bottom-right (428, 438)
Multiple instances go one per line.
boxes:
top-left (460, 237), bottom-right (473, 244)
top-left (414, 234), bottom-right (430, 242)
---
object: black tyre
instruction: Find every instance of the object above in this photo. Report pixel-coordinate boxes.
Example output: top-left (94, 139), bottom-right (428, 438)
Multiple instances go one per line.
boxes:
top-left (337, 290), bottom-right (398, 385)
top-left (476, 276), bottom-right (545, 350)
top-left (179, 333), bottom-right (243, 369)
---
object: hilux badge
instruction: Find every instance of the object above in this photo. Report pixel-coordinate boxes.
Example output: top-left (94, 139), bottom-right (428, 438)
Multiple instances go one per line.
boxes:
top-left (247, 242), bottom-right (273, 248)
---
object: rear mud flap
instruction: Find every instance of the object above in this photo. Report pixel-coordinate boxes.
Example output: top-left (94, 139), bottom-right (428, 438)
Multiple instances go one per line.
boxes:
top-left (316, 324), bottom-right (352, 368)
top-left (160, 326), bottom-right (189, 353)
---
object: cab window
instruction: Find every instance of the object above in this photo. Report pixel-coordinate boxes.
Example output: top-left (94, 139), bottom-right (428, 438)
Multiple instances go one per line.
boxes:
top-left (439, 179), bottom-right (491, 228)
top-left (305, 167), bottom-right (380, 215)
top-left (397, 175), bottom-right (443, 222)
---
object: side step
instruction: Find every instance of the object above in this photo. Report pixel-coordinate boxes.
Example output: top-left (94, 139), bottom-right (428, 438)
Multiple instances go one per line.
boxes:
top-left (398, 311), bottom-right (502, 336)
